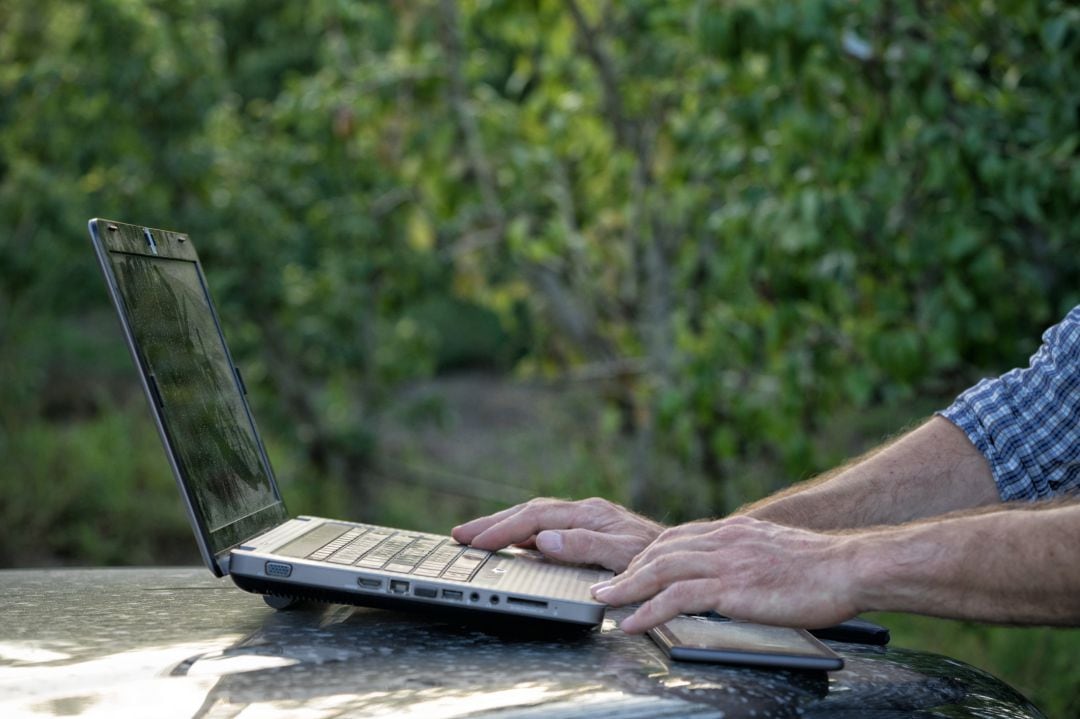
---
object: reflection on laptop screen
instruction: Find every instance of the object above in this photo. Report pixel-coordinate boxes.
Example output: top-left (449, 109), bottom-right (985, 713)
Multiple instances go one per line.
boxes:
top-left (109, 252), bottom-right (278, 536)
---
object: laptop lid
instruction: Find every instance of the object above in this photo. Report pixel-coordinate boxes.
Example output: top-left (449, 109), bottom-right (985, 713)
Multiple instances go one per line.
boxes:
top-left (88, 219), bottom-right (288, 576)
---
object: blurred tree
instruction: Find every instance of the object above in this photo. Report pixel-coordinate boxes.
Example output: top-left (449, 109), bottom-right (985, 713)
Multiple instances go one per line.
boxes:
top-left (0, 0), bottom-right (1078, 561)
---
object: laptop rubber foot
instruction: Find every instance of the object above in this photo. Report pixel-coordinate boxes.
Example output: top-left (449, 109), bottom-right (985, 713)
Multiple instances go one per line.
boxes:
top-left (263, 594), bottom-right (304, 610)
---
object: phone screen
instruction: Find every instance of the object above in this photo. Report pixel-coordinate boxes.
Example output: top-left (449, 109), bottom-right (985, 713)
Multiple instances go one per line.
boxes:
top-left (649, 616), bottom-right (844, 670)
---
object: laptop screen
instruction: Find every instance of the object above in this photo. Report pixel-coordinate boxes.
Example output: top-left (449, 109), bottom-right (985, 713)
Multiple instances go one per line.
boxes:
top-left (108, 251), bottom-right (280, 543)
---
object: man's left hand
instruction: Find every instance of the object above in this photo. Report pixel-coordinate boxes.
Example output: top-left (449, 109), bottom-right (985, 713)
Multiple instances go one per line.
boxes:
top-left (592, 516), bottom-right (861, 633)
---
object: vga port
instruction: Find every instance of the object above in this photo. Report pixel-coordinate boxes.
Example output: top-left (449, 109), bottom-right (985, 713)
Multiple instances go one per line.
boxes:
top-left (265, 561), bottom-right (293, 578)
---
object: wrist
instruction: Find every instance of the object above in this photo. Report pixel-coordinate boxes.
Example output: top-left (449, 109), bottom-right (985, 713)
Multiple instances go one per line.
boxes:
top-left (843, 525), bottom-right (931, 615)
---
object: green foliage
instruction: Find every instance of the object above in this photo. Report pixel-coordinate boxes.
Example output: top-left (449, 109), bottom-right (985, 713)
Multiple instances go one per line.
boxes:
top-left (1, 0), bottom-right (1077, 518)
top-left (0, 403), bottom-right (194, 566)
top-left (1, 0), bottom-right (1077, 524)
top-left (419, 0), bottom-right (1080, 510)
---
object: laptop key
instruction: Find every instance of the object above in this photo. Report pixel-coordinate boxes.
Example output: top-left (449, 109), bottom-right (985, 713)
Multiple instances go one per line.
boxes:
top-left (448, 556), bottom-right (483, 572)
top-left (309, 528), bottom-right (367, 561)
top-left (412, 566), bottom-right (444, 577)
top-left (355, 536), bottom-right (415, 568)
top-left (356, 556), bottom-right (389, 568)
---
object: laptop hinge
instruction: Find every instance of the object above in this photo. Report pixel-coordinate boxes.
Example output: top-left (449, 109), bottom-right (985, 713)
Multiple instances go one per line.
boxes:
top-left (215, 551), bottom-right (232, 576)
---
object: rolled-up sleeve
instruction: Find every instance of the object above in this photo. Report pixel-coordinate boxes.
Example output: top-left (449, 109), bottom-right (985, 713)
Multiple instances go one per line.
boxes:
top-left (938, 305), bottom-right (1080, 502)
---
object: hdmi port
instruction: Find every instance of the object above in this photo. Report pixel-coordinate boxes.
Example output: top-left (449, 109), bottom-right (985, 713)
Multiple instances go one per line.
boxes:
top-left (506, 596), bottom-right (548, 610)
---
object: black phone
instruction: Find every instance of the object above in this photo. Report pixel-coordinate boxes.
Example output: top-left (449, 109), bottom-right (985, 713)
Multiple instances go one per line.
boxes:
top-left (809, 617), bottom-right (890, 645)
top-left (647, 615), bottom-right (844, 671)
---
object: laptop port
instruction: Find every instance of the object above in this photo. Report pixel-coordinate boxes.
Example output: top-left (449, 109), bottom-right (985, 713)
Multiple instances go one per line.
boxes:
top-left (442, 590), bottom-right (463, 601)
top-left (506, 596), bottom-right (548, 610)
top-left (389, 580), bottom-right (410, 595)
top-left (357, 577), bottom-right (382, 590)
top-left (414, 586), bottom-right (437, 599)
top-left (264, 561), bottom-right (292, 578)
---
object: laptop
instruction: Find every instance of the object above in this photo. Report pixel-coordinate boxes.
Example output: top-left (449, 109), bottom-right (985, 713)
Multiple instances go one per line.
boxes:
top-left (88, 218), bottom-right (612, 626)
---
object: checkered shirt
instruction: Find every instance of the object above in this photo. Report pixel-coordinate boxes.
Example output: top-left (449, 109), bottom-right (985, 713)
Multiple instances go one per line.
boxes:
top-left (939, 304), bottom-right (1080, 502)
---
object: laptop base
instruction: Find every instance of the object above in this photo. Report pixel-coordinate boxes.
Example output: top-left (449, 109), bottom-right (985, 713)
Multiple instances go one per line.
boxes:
top-left (231, 573), bottom-right (597, 634)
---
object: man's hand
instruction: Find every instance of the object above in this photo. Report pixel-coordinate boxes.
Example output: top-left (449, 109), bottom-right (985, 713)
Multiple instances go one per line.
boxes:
top-left (451, 497), bottom-right (664, 572)
top-left (592, 515), bottom-right (859, 633)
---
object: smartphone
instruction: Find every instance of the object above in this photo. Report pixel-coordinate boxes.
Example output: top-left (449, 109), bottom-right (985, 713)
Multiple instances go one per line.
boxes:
top-left (647, 615), bottom-right (844, 671)
top-left (810, 617), bottom-right (890, 645)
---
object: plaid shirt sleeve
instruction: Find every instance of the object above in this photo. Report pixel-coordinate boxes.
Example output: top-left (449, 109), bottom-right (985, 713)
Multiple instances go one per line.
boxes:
top-left (938, 305), bottom-right (1080, 502)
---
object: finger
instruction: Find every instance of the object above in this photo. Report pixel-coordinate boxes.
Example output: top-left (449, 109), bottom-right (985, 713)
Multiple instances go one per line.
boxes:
top-left (622, 516), bottom-right (763, 574)
top-left (451, 503), bottom-right (530, 544)
top-left (598, 550), bottom-right (715, 605)
top-left (534, 529), bottom-right (644, 572)
top-left (620, 535), bottom-right (726, 586)
top-left (512, 534), bottom-right (538, 549)
top-left (468, 501), bottom-right (588, 551)
top-left (624, 522), bottom-right (720, 574)
top-left (623, 524), bottom-right (715, 574)
top-left (618, 579), bottom-right (719, 634)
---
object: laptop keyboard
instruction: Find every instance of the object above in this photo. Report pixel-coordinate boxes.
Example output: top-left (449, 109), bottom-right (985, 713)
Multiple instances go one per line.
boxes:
top-left (306, 526), bottom-right (491, 582)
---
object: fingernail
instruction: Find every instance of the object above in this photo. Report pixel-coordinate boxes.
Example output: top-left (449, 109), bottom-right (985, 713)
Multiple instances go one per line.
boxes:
top-left (536, 531), bottom-right (562, 553)
top-left (618, 614), bottom-right (643, 634)
top-left (593, 585), bottom-right (614, 600)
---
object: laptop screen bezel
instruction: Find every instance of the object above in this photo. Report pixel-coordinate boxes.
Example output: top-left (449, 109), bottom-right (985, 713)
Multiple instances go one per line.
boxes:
top-left (88, 218), bottom-right (288, 576)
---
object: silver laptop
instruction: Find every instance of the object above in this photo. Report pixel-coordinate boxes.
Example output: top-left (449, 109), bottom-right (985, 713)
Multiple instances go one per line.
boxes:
top-left (88, 218), bottom-right (611, 626)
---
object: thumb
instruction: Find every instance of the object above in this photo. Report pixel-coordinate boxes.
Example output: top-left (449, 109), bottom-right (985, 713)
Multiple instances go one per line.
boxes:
top-left (535, 529), bottom-right (639, 572)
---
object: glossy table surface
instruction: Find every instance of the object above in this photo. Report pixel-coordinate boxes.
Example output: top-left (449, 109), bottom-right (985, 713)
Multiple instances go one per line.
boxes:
top-left (0, 567), bottom-right (1043, 718)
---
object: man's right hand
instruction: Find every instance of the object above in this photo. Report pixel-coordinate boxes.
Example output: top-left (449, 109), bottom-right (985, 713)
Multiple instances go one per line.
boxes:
top-left (451, 497), bottom-right (664, 573)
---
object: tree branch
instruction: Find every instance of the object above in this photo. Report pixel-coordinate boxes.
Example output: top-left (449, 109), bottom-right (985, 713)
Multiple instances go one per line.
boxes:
top-left (438, 0), bottom-right (505, 230)
top-left (563, 0), bottom-right (636, 152)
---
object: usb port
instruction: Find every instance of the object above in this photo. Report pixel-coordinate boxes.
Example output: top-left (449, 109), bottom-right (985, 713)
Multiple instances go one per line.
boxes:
top-left (441, 589), bottom-right (463, 601)
top-left (357, 577), bottom-right (382, 589)
top-left (414, 586), bottom-right (437, 599)
top-left (389, 580), bottom-right (410, 594)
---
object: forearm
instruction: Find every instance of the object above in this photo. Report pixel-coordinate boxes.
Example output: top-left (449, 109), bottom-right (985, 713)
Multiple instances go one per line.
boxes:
top-left (738, 416), bottom-right (1001, 530)
top-left (847, 502), bottom-right (1080, 624)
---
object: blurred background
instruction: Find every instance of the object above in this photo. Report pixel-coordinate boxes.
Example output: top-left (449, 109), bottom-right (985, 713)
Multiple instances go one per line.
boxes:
top-left (1, 0), bottom-right (1078, 714)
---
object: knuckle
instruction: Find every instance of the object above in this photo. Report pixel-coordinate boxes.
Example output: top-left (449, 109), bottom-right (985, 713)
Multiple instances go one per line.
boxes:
top-left (657, 526), bottom-right (682, 542)
top-left (630, 549), bottom-right (656, 570)
top-left (708, 524), bottom-right (736, 541)
top-left (639, 559), bottom-right (669, 590)
top-left (658, 526), bottom-right (693, 545)
top-left (573, 497), bottom-right (614, 525)
top-left (563, 527), bottom-right (591, 547)
top-left (664, 579), bottom-right (700, 604)
top-left (714, 518), bottom-right (753, 539)
top-left (523, 497), bottom-right (562, 517)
